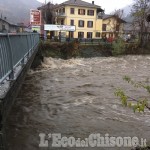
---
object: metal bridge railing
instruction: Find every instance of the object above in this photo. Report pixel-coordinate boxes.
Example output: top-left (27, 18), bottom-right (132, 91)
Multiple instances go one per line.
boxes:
top-left (0, 33), bottom-right (40, 84)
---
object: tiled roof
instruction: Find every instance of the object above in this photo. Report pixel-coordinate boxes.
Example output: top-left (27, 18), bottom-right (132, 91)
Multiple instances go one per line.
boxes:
top-left (59, 0), bottom-right (101, 8)
top-left (0, 18), bottom-right (21, 27)
top-left (98, 14), bottom-right (126, 23)
top-left (102, 14), bottom-right (114, 19)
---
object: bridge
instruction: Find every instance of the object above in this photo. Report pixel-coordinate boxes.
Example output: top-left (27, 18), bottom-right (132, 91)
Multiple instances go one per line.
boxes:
top-left (0, 33), bottom-right (40, 149)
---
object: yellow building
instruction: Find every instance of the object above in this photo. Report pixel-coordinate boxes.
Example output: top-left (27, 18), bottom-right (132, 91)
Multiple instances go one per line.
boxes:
top-left (101, 14), bottom-right (126, 38)
top-left (54, 0), bottom-right (104, 39)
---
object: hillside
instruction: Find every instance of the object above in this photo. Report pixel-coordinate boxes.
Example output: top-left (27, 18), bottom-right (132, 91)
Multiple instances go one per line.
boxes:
top-left (0, 0), bottom-right (42, 24)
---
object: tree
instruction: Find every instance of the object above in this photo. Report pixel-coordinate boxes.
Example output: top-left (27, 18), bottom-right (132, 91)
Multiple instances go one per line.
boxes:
top-left (39, 2), bottom-right (56, 24)
top-left (130, 0), bottom-right (150, 47)
top-left (38, 2), bottom-right (56, 38)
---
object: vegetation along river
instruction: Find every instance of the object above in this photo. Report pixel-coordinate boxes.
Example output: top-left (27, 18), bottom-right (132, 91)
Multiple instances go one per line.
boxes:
top-left (6, 55), bottom-right (150, 150)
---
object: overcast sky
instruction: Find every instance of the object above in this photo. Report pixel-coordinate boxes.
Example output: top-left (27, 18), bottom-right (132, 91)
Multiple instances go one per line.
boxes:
top-left (37, 0), bottom-right (133, 13)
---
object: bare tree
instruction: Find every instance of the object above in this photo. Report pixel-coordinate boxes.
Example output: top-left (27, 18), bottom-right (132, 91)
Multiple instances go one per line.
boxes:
top-left (130, 0), bottom-right (150, 46)
top-left (39, 2), bottom-right (56, 24)
top-left (38, 2), bottom-right (56, 38)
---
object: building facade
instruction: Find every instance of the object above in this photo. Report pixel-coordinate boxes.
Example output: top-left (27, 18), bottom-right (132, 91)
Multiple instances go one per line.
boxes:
top-left (101, 14), bottom-right (126, 38)
top-left (54, 0), bottom-right (104, 39)
top-left (40, 0), bottom-right (126, 39)
top-left (0, 18), bottom-right (25, 33)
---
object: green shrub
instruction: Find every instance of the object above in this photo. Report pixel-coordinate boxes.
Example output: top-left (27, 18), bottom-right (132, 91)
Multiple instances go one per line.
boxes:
top-left (112, 38), bottom-right (125, 56)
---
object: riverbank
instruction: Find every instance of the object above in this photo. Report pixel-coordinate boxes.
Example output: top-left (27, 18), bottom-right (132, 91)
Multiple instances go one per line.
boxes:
top-left (37, 40), bottom-right (150, 59)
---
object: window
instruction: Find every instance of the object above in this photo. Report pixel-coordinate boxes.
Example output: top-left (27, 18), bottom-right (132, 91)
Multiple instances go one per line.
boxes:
top-left (102, 33), bottom-right (106, 37)
top-left (78, 32), bottom-right (84, 38)
top-left (78, 20), bottom-right (84, 27)
top-left (2, 25), bottom-right (5, 30)
top-left (61, 20), bottom-right (64, 25)
top-left (116, 25), bottom-right (119, 31)
top-left (87, 10), bottom-right (94, 16)
top-left (70, 8), bottom-right (75, 14)
top-left (87, 32), bottom-right (93, 38)
top-left (70, 20), bottom-right (74, 25)
top-left (96, 32), bottom-right (100, 37)
top-left (102, 24), bottom-right (107, 31)
top-left (78, 9), bottom-right (85, 15)
top-left (87, 21), bottom-right (93, 28)
top-left (69, 31), bottom-right (74, 38)
top-left (59, 9), bottom-right (61, 13)
top-left (63, 8), bottom-right (65, 13)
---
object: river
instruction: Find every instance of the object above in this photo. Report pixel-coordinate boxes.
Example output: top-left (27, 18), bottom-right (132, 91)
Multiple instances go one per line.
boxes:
top-left (6, 56), bottom-right (150, 150)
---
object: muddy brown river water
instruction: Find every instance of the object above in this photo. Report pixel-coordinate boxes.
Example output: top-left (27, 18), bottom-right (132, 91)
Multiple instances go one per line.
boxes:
top-left (6, 56), bottom-right (150, 150)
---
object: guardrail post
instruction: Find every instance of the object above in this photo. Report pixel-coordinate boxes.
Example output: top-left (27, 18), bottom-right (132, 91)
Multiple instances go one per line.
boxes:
top-left (26, 34), bottom-right (30, 59)
top-left (7, 34), bottom-right (14, 80)
top-left (20, 34), bottom-right (25, 66)
top-left (0, 100), bottom-right (2, 131)
top-left (31, 34), bottom-right (34, 54)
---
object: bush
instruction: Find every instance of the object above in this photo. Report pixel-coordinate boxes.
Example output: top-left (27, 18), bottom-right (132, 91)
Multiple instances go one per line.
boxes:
top-left (39, 41), bottom-right (61, 58)
top-left (112, 38), bottom-right (125, 56)
top-left (97, 43), bottom-right (112, 56)
top-left (60, 40), bottom-right (80, 59)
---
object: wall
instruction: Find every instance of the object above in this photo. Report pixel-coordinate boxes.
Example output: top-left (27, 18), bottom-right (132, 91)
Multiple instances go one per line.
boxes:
top-left (0, 20), bottom-right (9, 32)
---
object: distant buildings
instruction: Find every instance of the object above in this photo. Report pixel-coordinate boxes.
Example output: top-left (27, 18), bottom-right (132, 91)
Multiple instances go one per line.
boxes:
top-left (0, 17), bottom-right (26, 33)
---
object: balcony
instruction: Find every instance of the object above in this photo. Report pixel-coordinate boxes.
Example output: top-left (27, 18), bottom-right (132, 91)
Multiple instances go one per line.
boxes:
top-left (55, 12), bottom-right (66, 18)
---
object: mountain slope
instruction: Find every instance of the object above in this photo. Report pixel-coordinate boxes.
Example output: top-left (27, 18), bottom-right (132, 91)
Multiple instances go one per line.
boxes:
top-left (0, 0), bottom-right (42, 24)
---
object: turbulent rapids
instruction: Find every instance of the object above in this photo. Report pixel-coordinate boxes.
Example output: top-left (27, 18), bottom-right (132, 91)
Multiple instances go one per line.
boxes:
top-left (6, 56), bottom-right (150, 150)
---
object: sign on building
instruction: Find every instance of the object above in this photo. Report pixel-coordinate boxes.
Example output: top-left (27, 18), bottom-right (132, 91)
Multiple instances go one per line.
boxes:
top-left (30, 9), bottom-right (41, 26)
top-left (44, 24), bottom-right (76, 31)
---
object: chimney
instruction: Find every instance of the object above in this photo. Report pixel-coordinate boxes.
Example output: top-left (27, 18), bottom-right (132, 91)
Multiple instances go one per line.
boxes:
top-left (92, 1), bottom-right (94, 4)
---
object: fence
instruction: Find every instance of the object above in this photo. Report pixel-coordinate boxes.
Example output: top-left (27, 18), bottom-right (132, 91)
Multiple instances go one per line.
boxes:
top-left (0, 33), bottom-right (40, 84)
top-left (50, 36), bottom-right (112, 45)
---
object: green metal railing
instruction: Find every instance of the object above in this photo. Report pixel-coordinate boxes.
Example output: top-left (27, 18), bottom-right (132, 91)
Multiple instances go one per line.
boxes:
top-left (0, 33), bottom-right (40, 84)
top-left (0, 33), bottom-right (39, 150)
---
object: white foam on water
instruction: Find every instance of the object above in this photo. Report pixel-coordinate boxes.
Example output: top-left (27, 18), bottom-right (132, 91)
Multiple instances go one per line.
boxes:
top-left (62, 96), bottom-right (96, 109)
top-left (41, 57), bottom-right (86, 70)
